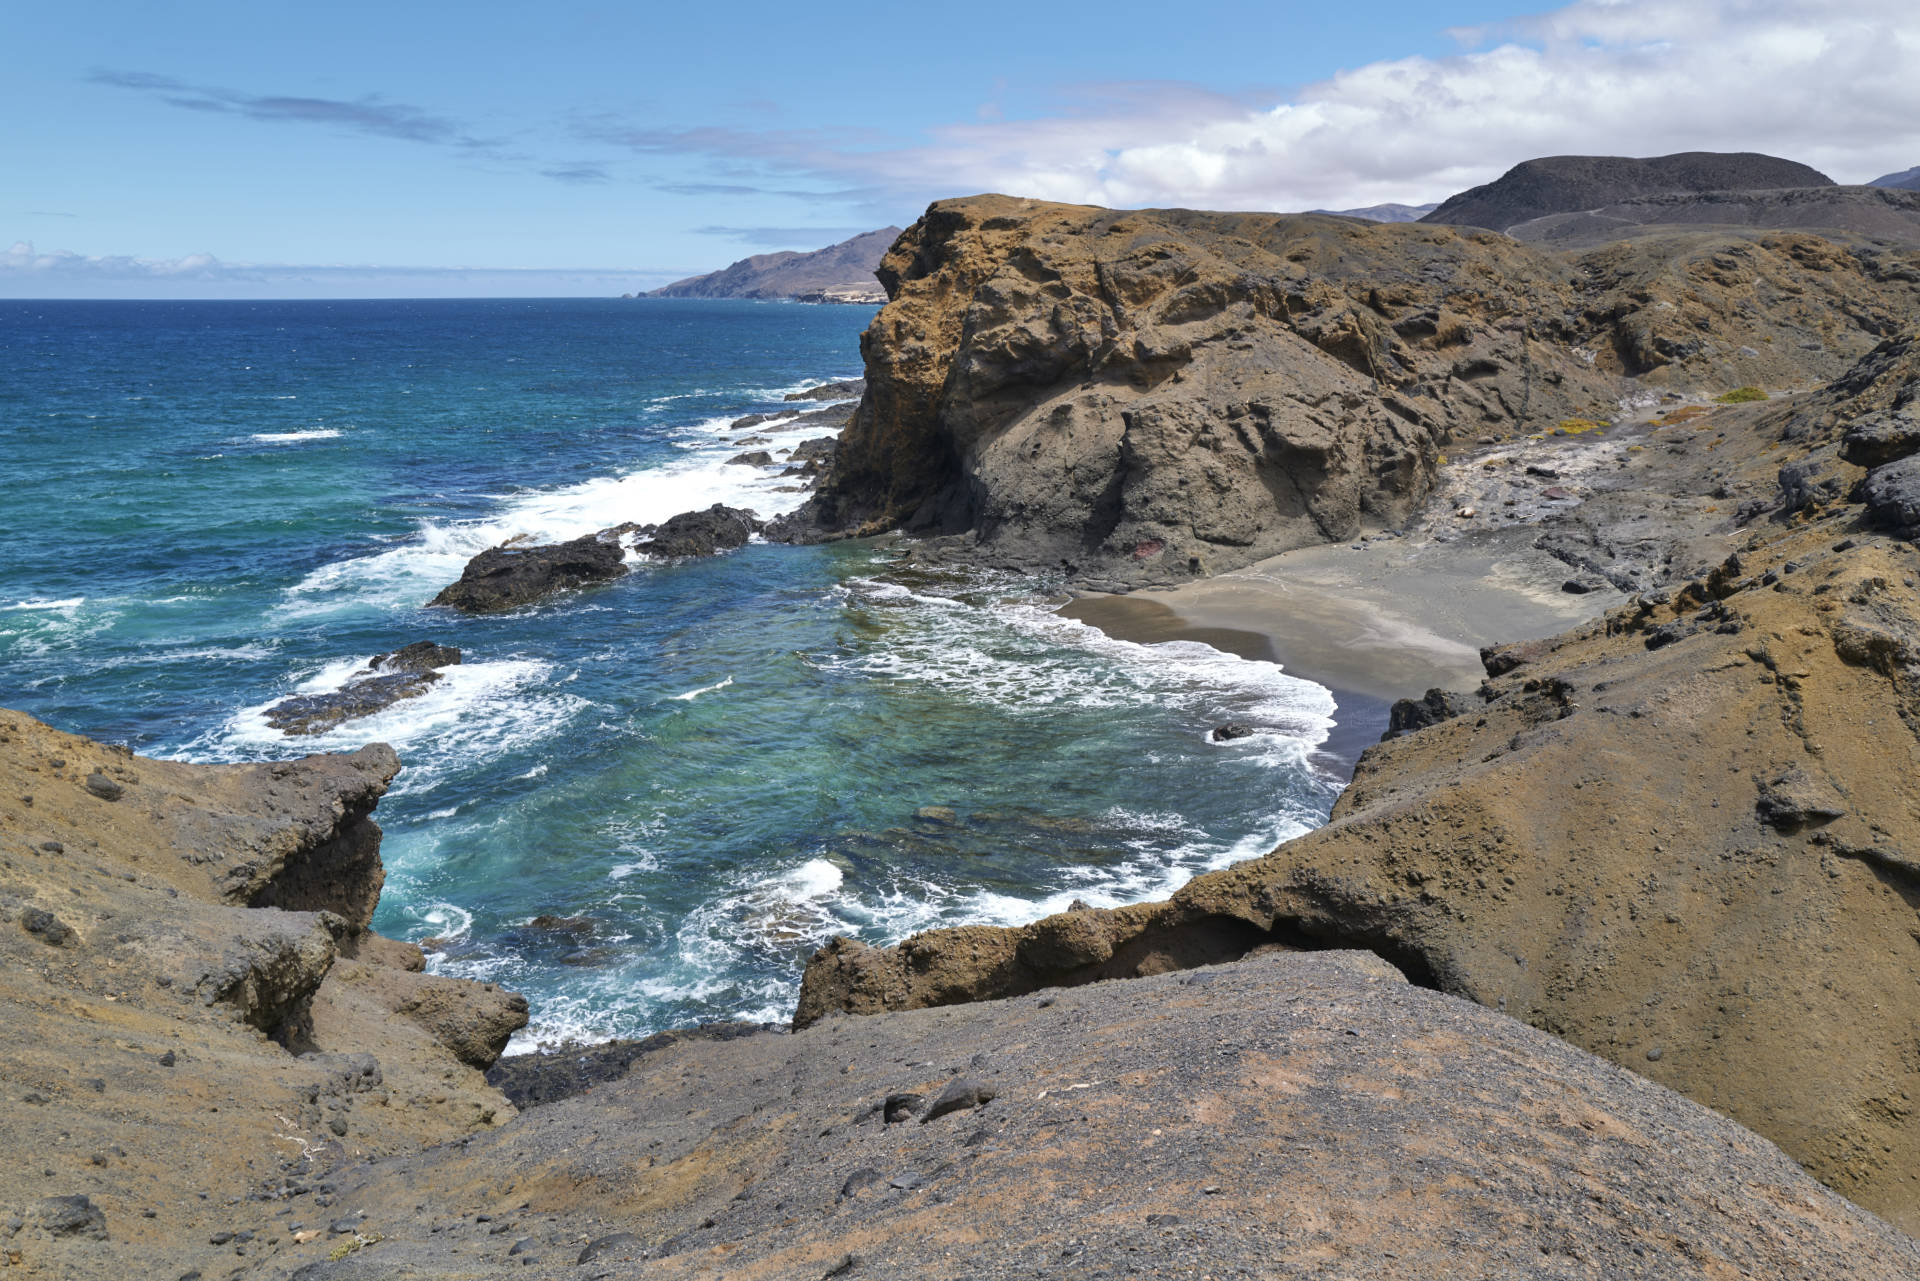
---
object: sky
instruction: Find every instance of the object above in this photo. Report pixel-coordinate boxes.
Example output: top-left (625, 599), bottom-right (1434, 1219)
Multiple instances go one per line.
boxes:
top-left (4, 0), bottom-right (1919, 298)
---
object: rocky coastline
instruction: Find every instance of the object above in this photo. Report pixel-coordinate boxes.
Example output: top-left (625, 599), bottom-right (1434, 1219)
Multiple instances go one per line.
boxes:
top-left (12, 162), bottom-right (1920, 1276)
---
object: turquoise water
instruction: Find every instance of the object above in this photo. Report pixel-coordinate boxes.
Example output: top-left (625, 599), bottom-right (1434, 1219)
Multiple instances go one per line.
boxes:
top-left (0, 298), bottom-right (1344, 1047)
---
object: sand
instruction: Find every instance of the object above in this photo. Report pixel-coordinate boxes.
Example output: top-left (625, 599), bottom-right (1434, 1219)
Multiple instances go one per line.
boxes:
top-left (1062, 524), bottom-right (1624, 705)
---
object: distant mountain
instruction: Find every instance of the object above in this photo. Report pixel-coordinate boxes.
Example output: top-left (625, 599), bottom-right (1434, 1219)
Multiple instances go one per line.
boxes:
top-left (1505, 185), bottom-right (1920, 248)
top-left (1421, 152), bottom-right (1835, 233)
top-left (1316, 202), bottom-right (1439, 223)
top-left (1871, 166), bottom-right (1920, 192)
top-left (647, 227), bottom-right (900, 303)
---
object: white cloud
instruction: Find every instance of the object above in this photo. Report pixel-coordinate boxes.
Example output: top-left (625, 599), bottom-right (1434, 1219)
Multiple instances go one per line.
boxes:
top-left (629, 0), bottom-right (1920, 213)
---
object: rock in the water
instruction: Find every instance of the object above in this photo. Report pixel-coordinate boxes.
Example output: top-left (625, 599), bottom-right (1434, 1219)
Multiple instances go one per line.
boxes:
top-left (637, 504), bottom-right (763, 559)
top-left (367, 641), bottom-right (461, 674)
top-left (784, 379), bottom-right (864, 402)
top-left (429, 533), bottom-right (626, 613)
top-left (264, 644), bottom-right (462, 736)
top-left (1210, 724), bottom-right (1255, 742)
top-left (727, 450), bottom-right (774, 466)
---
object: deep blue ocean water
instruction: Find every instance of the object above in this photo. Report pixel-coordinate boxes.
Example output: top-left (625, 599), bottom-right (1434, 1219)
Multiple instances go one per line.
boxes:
top-left (0, 298), bottom-right (1343, 1048)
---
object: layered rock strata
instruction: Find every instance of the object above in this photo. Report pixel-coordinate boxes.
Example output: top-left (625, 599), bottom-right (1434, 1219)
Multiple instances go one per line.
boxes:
top-left (783, 195), bottom-right (1920, 588)
top-left (0, 713), bottom-right (524, 1279)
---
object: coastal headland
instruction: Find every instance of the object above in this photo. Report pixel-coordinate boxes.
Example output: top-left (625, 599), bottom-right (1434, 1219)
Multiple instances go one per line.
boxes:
top-left (12, 157), bottom-right (1920, 1275)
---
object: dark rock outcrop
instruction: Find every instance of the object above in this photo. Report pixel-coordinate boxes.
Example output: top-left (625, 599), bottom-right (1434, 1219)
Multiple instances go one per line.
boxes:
top-left (1422, 151), bottom-right (1835, 232)
top-left (429, 532), bottom-right (625, 613)
top-left (1383, 687), bottom-right (1474, 738)
top-left (265, 644), bottom-right (462, 736)
top-left (635, 504), bottom-right (762, 558)
top-left (1863, 454), bottom-right (1920, 535)
top-left (785, 379), bottom-right (865, 402)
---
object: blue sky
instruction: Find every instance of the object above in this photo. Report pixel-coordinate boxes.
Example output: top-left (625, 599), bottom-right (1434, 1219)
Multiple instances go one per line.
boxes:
top-left (6, 0), bottom-right (1918, 297)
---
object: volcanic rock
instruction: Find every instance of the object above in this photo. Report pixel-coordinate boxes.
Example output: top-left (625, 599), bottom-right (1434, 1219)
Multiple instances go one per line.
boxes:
top-left (780, 194), bottom-right (1920, 586)
top-left (258, 953), bottom-right (1920, 1279)
top-left (785, 379), bottom-right (865, 402)
top-left (265, 643), bottom-right (463, 736)
top-left (647, 229), bottom-right (897, 302)
top-left (1422, 151), bottom-right (1835, 232)
top-left (636, 504), bottom-right (763, 558)
top-left (429, 533), bottom-right (625, 613)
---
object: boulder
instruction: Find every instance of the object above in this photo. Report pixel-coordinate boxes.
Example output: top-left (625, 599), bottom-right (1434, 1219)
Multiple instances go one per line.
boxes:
top-left (429, 532), bottom-right (626, 613)
top-left (784, 378), bottom-right (864, 402)
top-left (726, 450), bottom-right (773, 466)
top-left (1864, 454), bottom-right (1920, 536)
top-left (264, 644), bottom-right (461, 736)
top-left (1383, 687), bottom-right (1474, 739)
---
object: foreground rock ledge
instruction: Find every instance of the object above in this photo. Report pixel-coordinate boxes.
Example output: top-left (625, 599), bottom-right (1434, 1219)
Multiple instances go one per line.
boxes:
top-left (247, 953), bottom-right (1918, 1279)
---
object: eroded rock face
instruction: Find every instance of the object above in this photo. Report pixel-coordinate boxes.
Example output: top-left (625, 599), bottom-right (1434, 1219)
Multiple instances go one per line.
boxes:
top-left (789, 195), bottom-right (1920, 588)
top-left (796, 513), bottom-right (1920, 1230)
top-left (0, 711), bottom-right (524, 1278)
top-left (428, 532), bottom-right (626, 613)
top-left (261, 953), bottom-right (1920, 1279)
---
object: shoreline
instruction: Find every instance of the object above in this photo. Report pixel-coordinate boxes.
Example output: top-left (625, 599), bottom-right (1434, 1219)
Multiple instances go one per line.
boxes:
top-left (1061, 524), bottom-right (1627, 764)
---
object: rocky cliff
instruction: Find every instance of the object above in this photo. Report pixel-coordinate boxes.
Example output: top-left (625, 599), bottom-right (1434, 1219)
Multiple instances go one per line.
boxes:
top-left (0, 713), bottom-right (525, 1279)
top-left (796, 330), bottom-right (1920, 1231)
top-left (1422, 151), bottom-right (1836, 232)
top-left (783, 194), bottom-right (1920, 588)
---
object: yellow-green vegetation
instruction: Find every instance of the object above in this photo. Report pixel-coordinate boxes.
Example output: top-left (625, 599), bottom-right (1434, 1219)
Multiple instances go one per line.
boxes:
top-left (329, 1234), bottom-right (385, 1262)
top-left (1715, 386), bottom-right (1769, 404)
top-left (1555, 418), bottom-right (1608, 435)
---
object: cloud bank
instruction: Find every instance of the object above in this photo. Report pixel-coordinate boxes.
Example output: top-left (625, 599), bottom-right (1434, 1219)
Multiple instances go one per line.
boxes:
top-left (609, 0), bottom-right (1920, 213)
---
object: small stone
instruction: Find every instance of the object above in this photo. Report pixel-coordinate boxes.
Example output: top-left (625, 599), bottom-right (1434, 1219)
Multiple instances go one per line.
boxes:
top-left (158, 1051), bottom-right (176, 1068)
top-left (1646, 1046), bottom-right (1664, 1062)
top-left (83, 774), bottom-right (124, 801)
top-left (882, 1092), bottom-right (923, 1124)
top-left (20, 908), bottom-right (74, 947)
top-left (209, 1231), bottom-right (235, 1246)
top-left (839, 1168), bottom-right (884, 1201)
top-left (577, 1232), bottom-right (644, 1264)
top-left (921, 1078), bottom-right (998, 1123)
top-left (38, 841), bottom-right (61, 854)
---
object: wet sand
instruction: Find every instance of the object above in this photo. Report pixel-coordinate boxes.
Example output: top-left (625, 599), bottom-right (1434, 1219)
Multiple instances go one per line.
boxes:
top-left (1063, 525), bottom-right (1624, 720)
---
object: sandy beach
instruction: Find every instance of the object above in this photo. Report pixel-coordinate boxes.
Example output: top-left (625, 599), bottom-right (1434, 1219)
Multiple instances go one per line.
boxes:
top-left (1062, 524), bottom-right (1625, 706)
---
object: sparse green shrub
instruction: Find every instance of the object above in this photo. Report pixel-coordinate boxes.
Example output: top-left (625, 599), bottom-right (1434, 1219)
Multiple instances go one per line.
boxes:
top-left (1715, 386), bottom-right (1769, 404)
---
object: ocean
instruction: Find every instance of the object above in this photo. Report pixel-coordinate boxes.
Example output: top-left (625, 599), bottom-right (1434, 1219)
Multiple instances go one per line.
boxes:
top-left (0, 297), bottom-right (1344, 1049)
